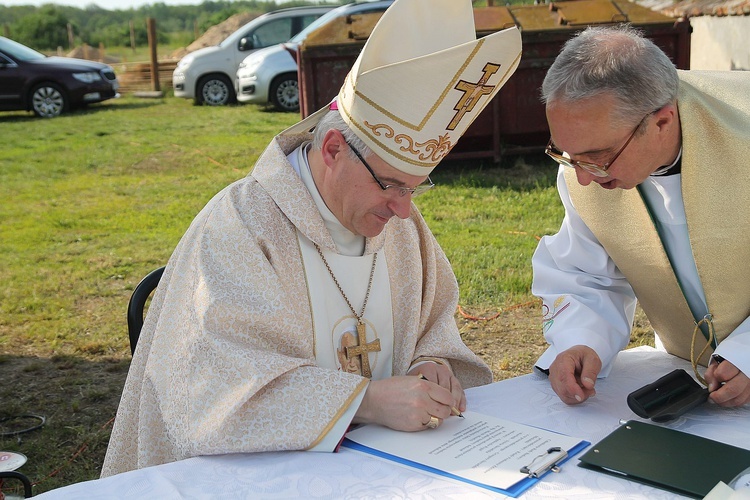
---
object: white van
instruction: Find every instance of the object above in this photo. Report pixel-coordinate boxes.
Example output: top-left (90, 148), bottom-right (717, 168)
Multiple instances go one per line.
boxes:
top-left (173, 6), bottom-right (333, 106)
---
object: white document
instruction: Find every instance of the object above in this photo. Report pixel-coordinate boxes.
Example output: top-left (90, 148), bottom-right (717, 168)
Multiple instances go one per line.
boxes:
top-left (343, 411), bottom-right (588, 496)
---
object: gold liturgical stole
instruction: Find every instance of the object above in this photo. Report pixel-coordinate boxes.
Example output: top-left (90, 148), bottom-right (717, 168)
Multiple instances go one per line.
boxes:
top-left (565, 70), bottom-right (750, 366)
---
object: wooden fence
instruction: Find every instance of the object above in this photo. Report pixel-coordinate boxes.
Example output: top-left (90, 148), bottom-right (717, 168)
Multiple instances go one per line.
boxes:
top-left (115, 59), bottom-right (179, 94)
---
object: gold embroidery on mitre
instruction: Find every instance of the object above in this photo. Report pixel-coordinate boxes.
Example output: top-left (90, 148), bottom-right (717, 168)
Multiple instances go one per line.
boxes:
top-left (363, 122), bottom-right (454, 163)
top-left (417, 133), bottom-right (453, 162)
top-left (345, 40), bottom-right (487, 133)
top-left (448, 62), bottom-right (501, 131)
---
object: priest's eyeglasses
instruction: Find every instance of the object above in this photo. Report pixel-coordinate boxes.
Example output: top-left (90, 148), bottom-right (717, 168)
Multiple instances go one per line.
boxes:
top-left (545, 114), bottom-right (650, 178)
top-left (347, 142), bottom-right (434, 197)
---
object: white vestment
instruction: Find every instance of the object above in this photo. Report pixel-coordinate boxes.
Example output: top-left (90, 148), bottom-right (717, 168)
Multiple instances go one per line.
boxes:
top-left (101, 132), bottom-right (492, 477)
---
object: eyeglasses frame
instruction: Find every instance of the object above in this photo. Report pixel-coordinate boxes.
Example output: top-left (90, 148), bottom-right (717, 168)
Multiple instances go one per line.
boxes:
top-left (545, 113), bottom-right (651, 178)
top-left (346, 141), bottom-right (434, 197)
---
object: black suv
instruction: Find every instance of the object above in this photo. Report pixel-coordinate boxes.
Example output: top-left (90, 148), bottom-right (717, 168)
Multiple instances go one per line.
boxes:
top-left (0, 36), bottom-right (119, 118)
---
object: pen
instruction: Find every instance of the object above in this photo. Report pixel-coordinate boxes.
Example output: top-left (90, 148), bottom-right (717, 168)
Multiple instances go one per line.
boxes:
top-left (417, 373), bottom-right (464, 418)
top-left (710, 355), bottom-right (727, 391)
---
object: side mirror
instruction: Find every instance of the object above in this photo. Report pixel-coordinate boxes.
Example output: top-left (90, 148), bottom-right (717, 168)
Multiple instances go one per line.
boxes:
top-left (239, 37), bottom-right (253, 51)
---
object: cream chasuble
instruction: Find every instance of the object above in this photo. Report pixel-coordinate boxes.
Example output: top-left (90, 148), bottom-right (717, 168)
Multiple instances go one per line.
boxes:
top-left (101, 132), bottom-right (492, 477)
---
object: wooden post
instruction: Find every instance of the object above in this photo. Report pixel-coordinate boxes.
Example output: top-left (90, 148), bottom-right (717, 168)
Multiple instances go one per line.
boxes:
top-left (67, 23), bottom-right (74, 49)
top-left (130, 20), bottom-right (136, 53)
top-left (146, 18), bottom-right (160, 92)
top-left (3, 24), bottom-right (9, 38)
top-left (99, 42), bottom-right (105, 62)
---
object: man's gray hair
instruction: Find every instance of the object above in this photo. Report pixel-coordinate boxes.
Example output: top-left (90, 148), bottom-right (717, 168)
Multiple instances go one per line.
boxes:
top-left (312, 110), bottom-right (373, 161)
top-left (541, 25), bottom-right (679, 127)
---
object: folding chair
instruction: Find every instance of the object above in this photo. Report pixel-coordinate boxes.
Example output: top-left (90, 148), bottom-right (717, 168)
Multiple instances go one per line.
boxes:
top-left (126, 266), bottom-right (165, 355)
top-left (0, 470), bottom-right (33, 498)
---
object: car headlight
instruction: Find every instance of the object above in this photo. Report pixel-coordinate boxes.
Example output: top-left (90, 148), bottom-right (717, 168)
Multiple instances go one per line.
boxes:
top-left (73, 72), bottom-right (103, 83)
top-left (239, 57), bottom-right (263, 74)
top-left (177, 56), bottom-right (194, 70)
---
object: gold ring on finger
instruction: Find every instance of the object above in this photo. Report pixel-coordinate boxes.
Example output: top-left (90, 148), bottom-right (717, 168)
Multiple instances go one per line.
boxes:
top-left (425, 416), bottom-right (439, 429)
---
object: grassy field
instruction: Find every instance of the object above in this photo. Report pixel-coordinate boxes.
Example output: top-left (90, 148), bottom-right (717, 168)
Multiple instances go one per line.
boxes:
top-left (0, 95), bottom-right (650, 495)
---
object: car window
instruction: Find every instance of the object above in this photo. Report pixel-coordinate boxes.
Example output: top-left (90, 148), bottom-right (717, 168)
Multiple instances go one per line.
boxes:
top-left (0, 37), bottom-right (46, 61)
top-left (299, 15), bottom-right (322, 32)
top-left (248, 18), bottom-right (294, 50)
top-left (288, 3), bottom-right (392, 44)
top-left (289, 9), bottom-right (342, 43)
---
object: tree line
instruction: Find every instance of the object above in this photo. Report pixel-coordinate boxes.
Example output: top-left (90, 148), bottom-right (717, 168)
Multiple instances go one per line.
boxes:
top-left (1, 0), bottom-right (338, 51)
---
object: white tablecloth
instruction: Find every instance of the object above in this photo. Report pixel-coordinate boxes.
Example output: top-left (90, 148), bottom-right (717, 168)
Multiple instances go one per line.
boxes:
top-left (36, 347), bottom-right (750, 499)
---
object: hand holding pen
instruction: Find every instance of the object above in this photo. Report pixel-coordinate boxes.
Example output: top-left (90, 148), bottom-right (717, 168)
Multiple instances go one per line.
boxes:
top-left (704, 355), bottom-right (750, 407)
top-left (352, 372), bottom-right (464, 432)
top-left (410, 363), bottom-right (467, 429)
top-left (417, 373), bottom-right (464, 418)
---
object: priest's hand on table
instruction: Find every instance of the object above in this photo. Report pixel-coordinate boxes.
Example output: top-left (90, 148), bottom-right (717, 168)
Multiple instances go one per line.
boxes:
top-left (352, 367), bottom-right (465, 431)
top-left (548, 345), bottom-right (602, 405)
top-left (705, 358), bottom-right (750, 407)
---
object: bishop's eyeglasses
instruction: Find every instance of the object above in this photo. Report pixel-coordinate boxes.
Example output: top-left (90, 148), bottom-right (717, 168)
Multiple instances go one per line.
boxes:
top-left (545, 113), bottom-right (650, 178)
top-left (347, 142), bottom-right (434, 197)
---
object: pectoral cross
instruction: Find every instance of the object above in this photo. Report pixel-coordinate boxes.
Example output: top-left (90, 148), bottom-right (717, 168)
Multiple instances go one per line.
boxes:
top-left (346, 322), bottom-right (381, 378)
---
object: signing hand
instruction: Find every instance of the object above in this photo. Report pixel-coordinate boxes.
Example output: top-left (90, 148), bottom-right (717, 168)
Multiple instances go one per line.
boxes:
top-left (705, 359), bottom-right (750, 407)
top-left (353, 372), bottom-right (460, 432)
top-left (407, 363), bottom-right (466, 416)
top-left (548, 345), bottom-right (602, 405)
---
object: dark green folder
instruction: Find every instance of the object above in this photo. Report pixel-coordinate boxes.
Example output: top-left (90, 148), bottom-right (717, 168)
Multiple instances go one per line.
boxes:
top-left (578, 420), bottom-right (750, 498)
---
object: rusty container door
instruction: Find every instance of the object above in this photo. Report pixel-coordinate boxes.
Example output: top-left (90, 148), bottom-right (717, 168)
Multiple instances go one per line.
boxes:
top-left (298, 12), bottom-right (383, 118)
top-left (297, 1), bottom-right (691, 162)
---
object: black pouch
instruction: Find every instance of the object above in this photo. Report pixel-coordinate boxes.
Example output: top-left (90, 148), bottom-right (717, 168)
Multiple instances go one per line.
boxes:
top-left (626, 368), bottom-right (708, 422)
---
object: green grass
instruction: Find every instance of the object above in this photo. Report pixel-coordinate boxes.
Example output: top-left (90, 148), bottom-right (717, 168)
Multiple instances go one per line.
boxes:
top-left (422, 157), bottom-right (561, 306)
top-left (1, 97), bottom-right (298, 354)
top-left (0, 95), bottom-right (563, 493)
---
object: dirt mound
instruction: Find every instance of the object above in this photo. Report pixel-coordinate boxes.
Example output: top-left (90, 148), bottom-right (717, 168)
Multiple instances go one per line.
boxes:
top-left (169, 11), bottom-right (259, 60)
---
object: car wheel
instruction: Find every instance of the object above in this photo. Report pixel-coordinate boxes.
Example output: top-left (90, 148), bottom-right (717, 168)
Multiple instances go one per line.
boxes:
top-left (30, 83), bottom-right (67, 118)
top-left (197, 75), bottom-right (236, 106)
top-left (270, 73), bottom-right (299, 112)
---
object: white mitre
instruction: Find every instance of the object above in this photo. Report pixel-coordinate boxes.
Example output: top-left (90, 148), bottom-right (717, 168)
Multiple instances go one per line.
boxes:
top-left (283, 0), bottom-right (522, 175)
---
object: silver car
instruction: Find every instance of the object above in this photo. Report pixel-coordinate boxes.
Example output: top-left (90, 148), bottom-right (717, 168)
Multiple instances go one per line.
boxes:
top-left (236, 1), bottom-right (393, 112)
top-left (173, 6), bottom-right (333, 106)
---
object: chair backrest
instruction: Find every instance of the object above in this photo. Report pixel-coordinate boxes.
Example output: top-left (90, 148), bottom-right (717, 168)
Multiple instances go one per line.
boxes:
top-left (0, 470), bottom-right (33, 497)
top-left (126, 266), bottom-right (166, 355)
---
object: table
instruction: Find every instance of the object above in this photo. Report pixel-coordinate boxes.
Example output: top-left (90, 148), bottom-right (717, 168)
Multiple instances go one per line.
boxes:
top-left (36, 347), bottom-right (750, 499)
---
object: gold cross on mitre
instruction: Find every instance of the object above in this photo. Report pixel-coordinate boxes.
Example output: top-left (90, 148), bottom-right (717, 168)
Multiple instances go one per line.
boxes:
top-left (346, 321), bottom-right (381, 378)
top-left (447, 62), bottom-right (502, 131)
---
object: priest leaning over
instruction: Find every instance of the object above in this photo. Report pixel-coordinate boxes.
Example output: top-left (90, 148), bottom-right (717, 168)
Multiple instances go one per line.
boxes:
top-left (533, 25), bottom-right (750, 408)
top-left (102, 0), bottom-right (522, 476)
